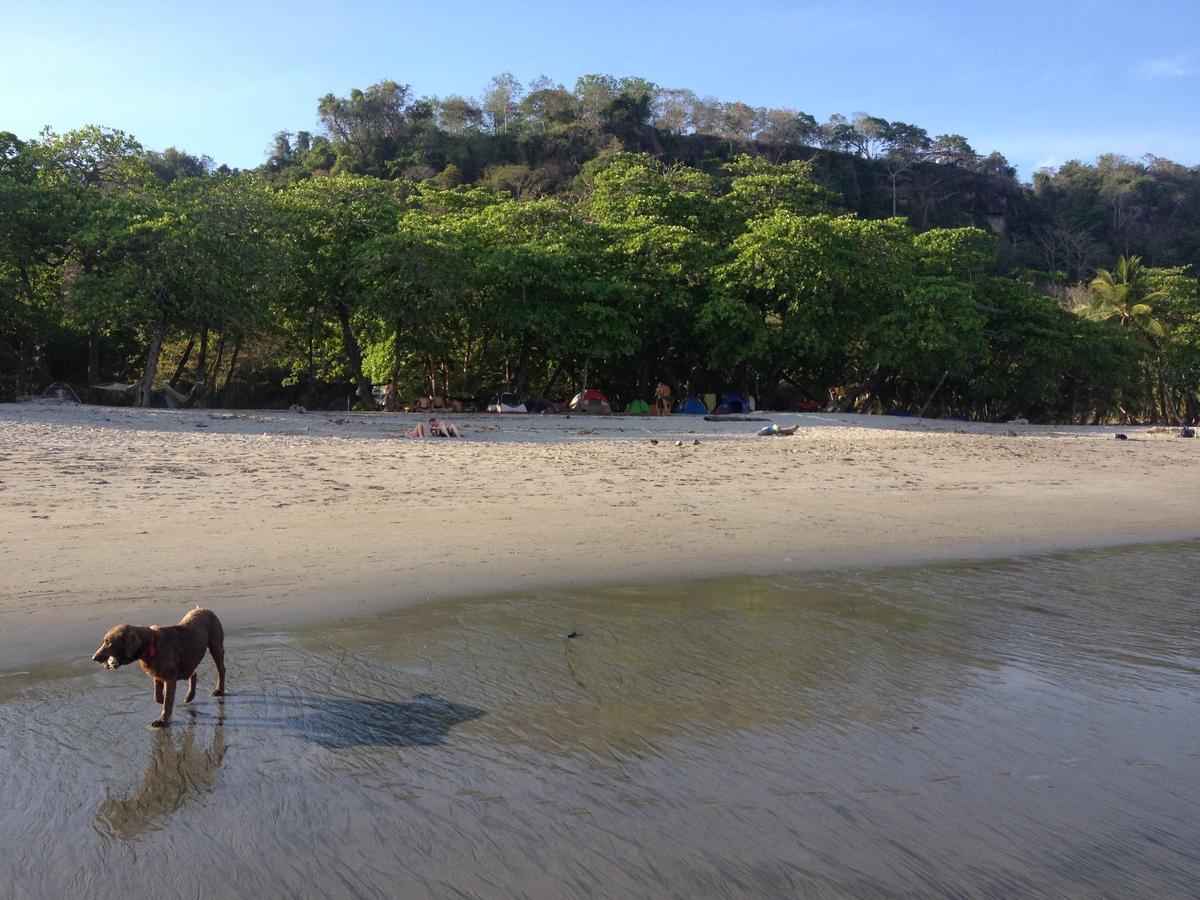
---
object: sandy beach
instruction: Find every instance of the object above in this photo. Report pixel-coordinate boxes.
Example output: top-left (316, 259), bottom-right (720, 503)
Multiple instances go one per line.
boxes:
top-left (2, 401), bottom-right (1197, 668)
top-left (5, 401), bottom-right (1200, 897)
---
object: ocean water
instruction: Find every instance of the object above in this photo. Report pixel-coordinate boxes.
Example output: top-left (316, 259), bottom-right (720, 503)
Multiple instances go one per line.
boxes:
top-left (2, 542), bottom-right (1199, 898)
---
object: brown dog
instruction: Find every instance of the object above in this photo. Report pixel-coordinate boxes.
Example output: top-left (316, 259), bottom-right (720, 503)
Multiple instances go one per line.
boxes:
top-left (92, 606), bottom-right (226, 728)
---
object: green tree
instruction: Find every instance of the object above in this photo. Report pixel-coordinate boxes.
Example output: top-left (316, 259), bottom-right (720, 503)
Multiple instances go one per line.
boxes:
top-left (436, 96), bottom-right (485, 135)
top-left (41, 126), bottom-right (152, 399)
top-left (1083, 254), bottom-right (1170, 420)
top-left (1147, 266), bottom-right (1200, 421)
top-left (482, 73), bottom-right (523, 135)
top-left (0, 132), bottom-right (73, 397)
top-left (1086, 255), bottom-right (1165, 338)
top-left (520, 81), bottom-right (577, 133)
top-left (317, 81), bottom-right (413, 174)
top-left (574, 74), bottom-right (619, 124)
top-left (275, 175), bottom-right (406, 408)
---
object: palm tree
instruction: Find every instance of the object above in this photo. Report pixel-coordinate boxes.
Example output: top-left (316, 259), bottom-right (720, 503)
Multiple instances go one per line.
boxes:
top-left (1086, 255), bottom-right (1165, 338)
top-left (1084, 255), bottom-right (1175, 422)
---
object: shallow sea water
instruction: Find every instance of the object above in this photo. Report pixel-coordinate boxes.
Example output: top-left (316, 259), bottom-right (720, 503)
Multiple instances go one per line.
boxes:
top-left (2, 542), bottom-right (1199, 898)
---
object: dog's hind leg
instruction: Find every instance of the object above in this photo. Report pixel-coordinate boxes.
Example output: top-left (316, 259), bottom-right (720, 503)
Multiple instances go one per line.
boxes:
top-left (209, 641), bottom-right (226, 697)
top-left (185, 672), bottom-right (197, 703)
top-left (152, 680), bottom-right (177, 728)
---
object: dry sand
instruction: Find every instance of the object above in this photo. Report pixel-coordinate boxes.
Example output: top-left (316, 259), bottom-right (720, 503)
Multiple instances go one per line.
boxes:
top-left (2, 401), bottom-right (1198, 668)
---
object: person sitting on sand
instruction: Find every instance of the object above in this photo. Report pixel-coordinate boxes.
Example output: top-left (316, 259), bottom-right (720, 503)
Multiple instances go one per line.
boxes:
top-left (428, 418), bottom-right (461, 438)
top-left (414, 396), bottom-right (433, 412)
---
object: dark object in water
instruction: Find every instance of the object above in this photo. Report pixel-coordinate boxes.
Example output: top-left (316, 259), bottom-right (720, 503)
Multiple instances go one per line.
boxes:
top-left (1180, 427), bottom-right (1195, 438)
top-left (1115, 433), bottom-right (1128, 440)
top-left (566, 631), bottom-right (580, 639)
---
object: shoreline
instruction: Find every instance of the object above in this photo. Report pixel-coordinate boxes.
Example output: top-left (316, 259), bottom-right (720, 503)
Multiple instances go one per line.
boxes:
top-left (3, 402), bottom-right (1198, 669)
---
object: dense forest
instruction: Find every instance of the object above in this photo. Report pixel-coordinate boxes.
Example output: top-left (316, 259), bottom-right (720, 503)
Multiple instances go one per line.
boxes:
top-left (3, 73), bottom-right (1199, 422)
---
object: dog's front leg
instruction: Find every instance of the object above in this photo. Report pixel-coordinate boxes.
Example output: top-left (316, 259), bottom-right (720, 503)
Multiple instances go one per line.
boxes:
top-left (152, 680), bottom-right (177, 728)
top-left (154, 679), bottom-right (164, 704)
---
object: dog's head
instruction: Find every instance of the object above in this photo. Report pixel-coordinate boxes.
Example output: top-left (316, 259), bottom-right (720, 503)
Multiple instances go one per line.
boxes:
top-left (92, 625), bottom-right (142, 669)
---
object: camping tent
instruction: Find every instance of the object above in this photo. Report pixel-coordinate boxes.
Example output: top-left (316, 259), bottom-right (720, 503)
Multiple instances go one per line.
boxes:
top-left (713, 395), bottom-right (749, 415)
top-left (488, 391), bottom-right (528, 413)
top-left (569, 389), bottom-right (612, 413)
top-left (677, 396), bottom-right (709, 414)
top-left (42, 382), bottom-right (80, 403)
top-left (625, 398), bottom-right (651, 414)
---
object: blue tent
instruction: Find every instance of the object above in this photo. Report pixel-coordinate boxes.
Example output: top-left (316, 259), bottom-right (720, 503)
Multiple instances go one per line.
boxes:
top-left (677, 396), bottom-right (709, 414)
top-left (713, 395), bottom-right (748, 415)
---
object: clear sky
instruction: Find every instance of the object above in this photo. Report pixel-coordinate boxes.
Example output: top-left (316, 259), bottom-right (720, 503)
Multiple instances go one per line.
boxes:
top-left (3, 0), bottom-right (1197, 181)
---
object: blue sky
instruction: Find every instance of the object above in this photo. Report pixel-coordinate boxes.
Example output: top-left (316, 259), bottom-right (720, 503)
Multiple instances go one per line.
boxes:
top-left (3, 0), bottom-right (1197, 181)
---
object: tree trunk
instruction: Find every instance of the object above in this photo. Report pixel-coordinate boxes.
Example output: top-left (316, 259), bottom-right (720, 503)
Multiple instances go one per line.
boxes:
top-left (194, 328), bottom-right (210, 408)
top-left (388, 320), bottom-right (404, 411)
top-left (335, 295), bottom-right (376, 410)
top-left (1142, 364), bottom-right (1156, 424)
top-left (135, 326), bottom-right (166, 408)
top-left (87, 322), bottom-right (101, 404)
top-left (218, 337), bottom-right (242, 407)
top-left (1156, 357), bottom-right (1181, 425)
top-left (514, 331), bottom-right (532, 398)
top-left (541, 361), bottom-right (566, 398)
top-left (306, 313), bottom-right (318, 408)
top-left (15, 329), bottom-right (33, 398)
top-left (919, 370), bottom-right (950, 418)
top-left (169, 337), bottom-right (195, 389)
top-left (199, 333), bottom-right (222, 409)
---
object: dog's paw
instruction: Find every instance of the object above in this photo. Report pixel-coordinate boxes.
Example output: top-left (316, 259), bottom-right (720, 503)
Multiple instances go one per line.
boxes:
top-left (211, 688), bottom-right (225, 698)
top-left (150, 718), bottom-right (170, 728)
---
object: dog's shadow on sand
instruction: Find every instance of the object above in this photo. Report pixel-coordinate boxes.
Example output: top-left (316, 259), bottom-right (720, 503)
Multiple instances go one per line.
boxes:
top-left (229, 692), bottom-right (488, 751)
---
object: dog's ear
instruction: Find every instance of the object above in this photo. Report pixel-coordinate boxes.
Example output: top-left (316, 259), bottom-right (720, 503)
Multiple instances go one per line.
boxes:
top-left (122, 628), bottom-right (142, 662)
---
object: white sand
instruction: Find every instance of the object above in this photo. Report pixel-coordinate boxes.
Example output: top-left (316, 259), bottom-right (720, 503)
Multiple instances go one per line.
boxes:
top-left (3, 402), bottom-right (1198, 667)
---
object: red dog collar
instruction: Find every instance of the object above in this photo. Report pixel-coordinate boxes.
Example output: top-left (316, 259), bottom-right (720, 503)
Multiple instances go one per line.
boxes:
top-left (143, 631), bottom-right (158, 659)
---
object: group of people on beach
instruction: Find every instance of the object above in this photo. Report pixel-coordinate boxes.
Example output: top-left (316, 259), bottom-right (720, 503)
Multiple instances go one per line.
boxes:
top-left (380, 381), bottom-right (464, 415)
top-left (386, 380), bottom-right (673, 431)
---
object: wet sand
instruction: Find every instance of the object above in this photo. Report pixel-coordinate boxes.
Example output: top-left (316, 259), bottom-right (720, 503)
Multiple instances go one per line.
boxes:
top-left (2, 545), bottom-right (1199, 897)
top-left (2, 402), bottom-right (1199, 668)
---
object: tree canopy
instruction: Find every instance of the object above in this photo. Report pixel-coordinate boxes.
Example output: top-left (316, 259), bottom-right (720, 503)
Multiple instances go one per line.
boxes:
top-left (3, 73), bottom-right (1199, 424)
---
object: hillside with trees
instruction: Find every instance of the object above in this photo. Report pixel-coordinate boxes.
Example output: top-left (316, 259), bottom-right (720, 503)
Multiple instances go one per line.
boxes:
top-left (3, 73), bottom-right (1199, 423)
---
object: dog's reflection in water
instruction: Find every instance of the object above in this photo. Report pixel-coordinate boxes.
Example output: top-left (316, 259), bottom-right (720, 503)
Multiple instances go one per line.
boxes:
top-left (95, 711), bottom-right (226, 842)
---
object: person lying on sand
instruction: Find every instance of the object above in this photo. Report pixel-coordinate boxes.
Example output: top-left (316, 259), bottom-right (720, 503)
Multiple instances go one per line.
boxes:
top-left (405, 422), bottom-right (428, 437)
top-left (428, 418), bottom-right (461, 437)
